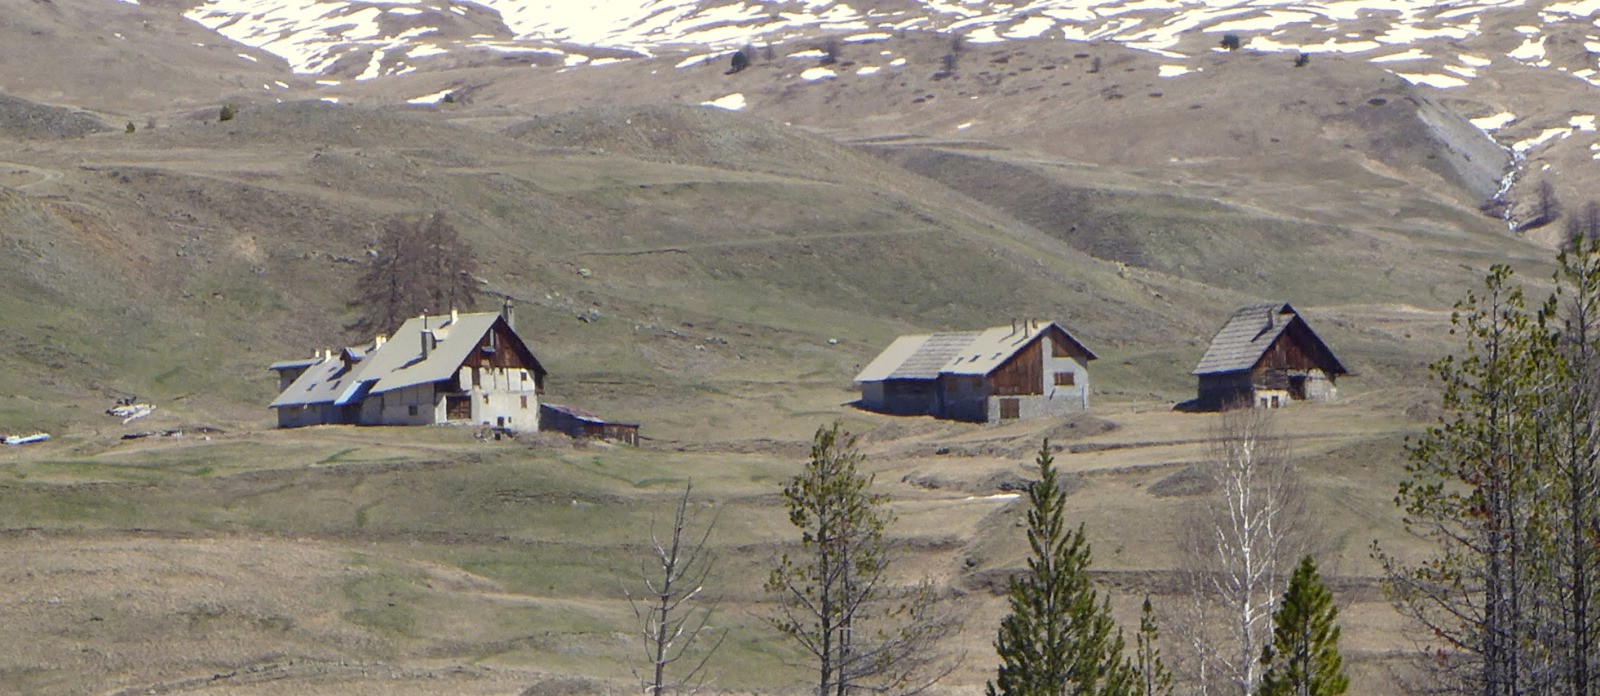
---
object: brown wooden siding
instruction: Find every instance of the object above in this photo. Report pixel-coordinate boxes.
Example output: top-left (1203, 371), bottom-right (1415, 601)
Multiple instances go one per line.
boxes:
top-left (1046, 326), bottom-right (1092, 360)
top-left (460, 320), bottom-right (545, 393)
top-left (1253, 320), bottom-right (1341, 375)
top-left (465, 323), bottom-right (532, 370)
top-left (991, 337), bottom-right (1043, 396)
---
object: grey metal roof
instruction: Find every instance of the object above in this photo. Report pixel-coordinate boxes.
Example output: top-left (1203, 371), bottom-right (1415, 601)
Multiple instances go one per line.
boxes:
top-left (269, 350), bottom-right (369, 408)
top-left (268, 358), bottom-right (319, 371)
top-left (853, 334), bottom-right (933, 383)
top-left (854, 321), bottom-right (1095, 383)
top-left (363, 312), bottom-right (502, 396)
top-left (270, 311), bottom-right (544, 409)
top-left (1192, 302), bottom-right (1345, 375)
top-left (892, 331), bottom-right (981, 379)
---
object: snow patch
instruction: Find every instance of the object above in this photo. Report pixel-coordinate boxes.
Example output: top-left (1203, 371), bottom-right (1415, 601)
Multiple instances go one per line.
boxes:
top-left (675, 54), bottom-right (712, 68)
top-left (407, 88), bottom-right (454, 105)
top-left (962, 493), bottom-right (1020, 502)
top-left (1515, 128), bottom-right (1573, 153)
top-left (1004, 15), bottom-right (1056, 39)
top-left (889, 57), bottom-right (907, 67)
top-left (1370, 48), bottom-right (1430, 63)
top-left (1509, 37), bottom-right (1547, 62)
top-left (1572, 115), bottom-right (1597, 132)
top-left (1394, 72), bottom-right (1468, 89)
top-left (800, 66), bottom-right (837, 81)
top-left (1159, 65), bottom-right (1196, 77)
top-left (856, 65), bottom-right (880, 75)
top-left (1472, 112), bottom-right (1516, 131)
top-left (701, 93), bottom-right (746, 110)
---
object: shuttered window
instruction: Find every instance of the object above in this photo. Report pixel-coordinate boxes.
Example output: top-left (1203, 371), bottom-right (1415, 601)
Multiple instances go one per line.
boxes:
top-left (999, 398), bottom-right (1020, 420)
top-left (1054, 372), bottom-right (1076, 386)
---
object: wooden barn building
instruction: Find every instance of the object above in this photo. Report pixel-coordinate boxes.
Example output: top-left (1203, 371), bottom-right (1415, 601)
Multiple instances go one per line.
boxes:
top-left (853, 320), bottom-right (1097, 423)
top-left (1192, 302), bottom-right (1348, 410)
top-left (540, 403), bottom-right (640, 446)
top-left (269, 302), bottom-right (548, 430)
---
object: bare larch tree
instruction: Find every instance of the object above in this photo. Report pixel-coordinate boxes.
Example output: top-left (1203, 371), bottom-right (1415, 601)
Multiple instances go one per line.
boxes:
top-left (351, 210), bottom-right (479, 336)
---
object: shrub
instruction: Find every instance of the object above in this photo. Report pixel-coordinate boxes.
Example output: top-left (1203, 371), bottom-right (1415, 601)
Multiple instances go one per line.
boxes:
top-left (727, 47), bottom-right (751, 74)
top-left (1220, 34), bottom-right (1242, 51)
top-left (218, 104), bottom-right (236, 122)
top-left (1294, 53), bottom-right (1310, 67)
top-left (124, 121), bottom-right (135, 134)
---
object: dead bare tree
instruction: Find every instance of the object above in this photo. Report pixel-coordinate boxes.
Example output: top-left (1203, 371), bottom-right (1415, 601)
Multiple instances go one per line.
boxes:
top-left (628, 481), bottom-right (726, 696)
top-left (1177, 409), bottom-right (1305, 695)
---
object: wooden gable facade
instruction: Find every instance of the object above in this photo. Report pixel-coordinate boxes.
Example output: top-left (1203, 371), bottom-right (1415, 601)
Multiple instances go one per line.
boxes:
top-left (1193, 303), bottom-right (1347, 410)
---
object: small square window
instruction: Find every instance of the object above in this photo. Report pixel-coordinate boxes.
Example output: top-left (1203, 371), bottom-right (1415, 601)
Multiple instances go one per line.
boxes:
top-left (407, 405), bottom-right (418, 416)
top-left (1054, 372), bottom-right (1076, 386)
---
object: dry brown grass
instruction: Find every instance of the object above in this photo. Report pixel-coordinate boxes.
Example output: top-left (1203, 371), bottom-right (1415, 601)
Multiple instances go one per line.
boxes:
top-left (0, 385), bottom-right (1432, 695)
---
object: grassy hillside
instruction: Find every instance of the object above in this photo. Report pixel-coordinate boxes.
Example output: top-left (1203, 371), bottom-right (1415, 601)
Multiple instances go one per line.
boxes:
top-left (0, 67), bottom-right (1567, 695)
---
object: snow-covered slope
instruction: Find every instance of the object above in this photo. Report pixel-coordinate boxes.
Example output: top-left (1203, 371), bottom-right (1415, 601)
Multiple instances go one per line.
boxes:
top-left (173, 0), bottom-right (1600, 233)
top-left (185, 0), bottom-right (1600, 85)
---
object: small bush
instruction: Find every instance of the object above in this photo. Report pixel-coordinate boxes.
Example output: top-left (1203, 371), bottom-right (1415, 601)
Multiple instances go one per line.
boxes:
top-left (1220, 34), bottom-right (1242, 51)
top-left (727, 47), bottom-right (751, 74)
top-left (124, 122), bottom-right (135, 134)
top-left (218, 104), bottom-right (236, 122)
top-left (1294, 52), bottom-right (1310, 67)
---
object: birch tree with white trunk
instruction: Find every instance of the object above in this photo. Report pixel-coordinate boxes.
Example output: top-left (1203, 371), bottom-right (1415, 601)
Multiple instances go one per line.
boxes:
top-left (1182, 408), bottom-right (1305, 695)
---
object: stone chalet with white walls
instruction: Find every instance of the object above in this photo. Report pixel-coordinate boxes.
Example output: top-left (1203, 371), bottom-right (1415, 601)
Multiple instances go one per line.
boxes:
top-left (269, 303), bottom-right (546, 430)
top-left (854, 320), bottom-right (1097, 423)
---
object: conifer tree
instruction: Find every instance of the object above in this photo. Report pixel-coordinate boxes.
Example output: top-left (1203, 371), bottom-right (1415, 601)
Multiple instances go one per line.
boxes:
top-left (1259, 556), bottom-right (1347, 696)
top-left (1136, 596), bottom-right (1174, 696)
top-left (767, 423), bottom-right (953, 696)
top-left (988, 440), bottom-right (1135, 696)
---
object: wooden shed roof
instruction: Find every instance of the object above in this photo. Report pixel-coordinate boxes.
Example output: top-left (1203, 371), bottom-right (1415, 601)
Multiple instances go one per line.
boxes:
top-left (1192, 302), bottom-right (1347, 376)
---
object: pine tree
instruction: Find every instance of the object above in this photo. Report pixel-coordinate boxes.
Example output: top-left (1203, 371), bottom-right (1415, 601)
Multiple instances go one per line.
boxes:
top-left (1376, 264), bottom-right (1563, 693)
top-left (1136, 596), bottom-right (1173, 696)
top-left (1259, 556), bottom-right (1348, 696)
top-left (988, 440), bottom-right (1136, 696)
top-left (767, 423), bottom-right (953, 696)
